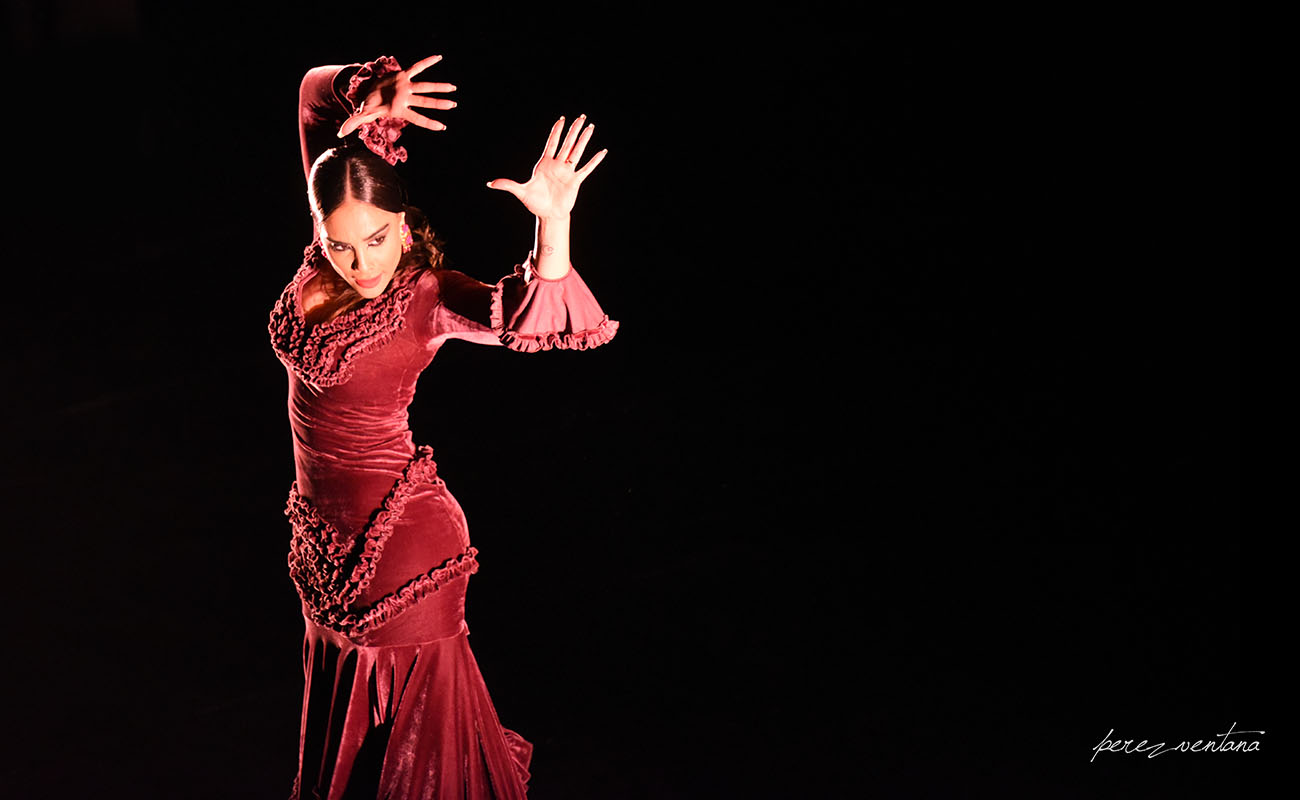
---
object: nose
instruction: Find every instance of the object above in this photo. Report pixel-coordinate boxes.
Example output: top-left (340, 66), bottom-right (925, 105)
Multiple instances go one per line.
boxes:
top-left (353, 250), bottom-right (373, 277)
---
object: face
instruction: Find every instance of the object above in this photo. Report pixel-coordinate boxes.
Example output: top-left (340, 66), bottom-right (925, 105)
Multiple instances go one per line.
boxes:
top-left (318, 200), bottom-right (405, 299)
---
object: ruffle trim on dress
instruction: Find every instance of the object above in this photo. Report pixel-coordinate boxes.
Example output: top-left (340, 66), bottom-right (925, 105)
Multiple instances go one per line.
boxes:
top-left (344, 547), bottom-right (480, 637)
top-left (285, 445), bottom-right (476, 638)
top-left (343, 55), bottom-right (409, 166)
top-left (267, 240), bottom-right (424, 388)
top-left (497, 314), bottom-right (621, 353)
top-left (488, 258), bottom-right (621, 353)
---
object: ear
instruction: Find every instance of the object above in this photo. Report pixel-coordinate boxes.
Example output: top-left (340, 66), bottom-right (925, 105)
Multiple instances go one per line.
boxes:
top-left (399, 210), bottom-right (406, 228)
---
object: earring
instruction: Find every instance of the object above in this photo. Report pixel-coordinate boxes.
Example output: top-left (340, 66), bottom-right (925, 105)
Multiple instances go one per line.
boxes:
top-left (401, 221), bottom-right (413, 253)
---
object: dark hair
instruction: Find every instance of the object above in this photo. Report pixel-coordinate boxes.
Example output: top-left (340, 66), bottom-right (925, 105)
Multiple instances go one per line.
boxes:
top-left (307, 142), bottom-right (445, 305)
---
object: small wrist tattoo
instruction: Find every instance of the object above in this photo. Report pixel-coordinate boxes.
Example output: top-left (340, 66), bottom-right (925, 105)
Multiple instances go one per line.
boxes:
top-left (543, 245), bottom-right (555, 255)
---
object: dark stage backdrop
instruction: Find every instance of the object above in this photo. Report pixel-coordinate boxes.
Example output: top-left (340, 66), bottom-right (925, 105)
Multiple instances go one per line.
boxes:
top-left (3, 2), bottom-right (1249, 798)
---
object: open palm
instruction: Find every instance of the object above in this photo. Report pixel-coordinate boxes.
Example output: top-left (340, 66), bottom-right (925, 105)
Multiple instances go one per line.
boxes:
top-left (487, 115), bottom-right (608, 219)
top-left (337, 54), bottom-right (458, 137)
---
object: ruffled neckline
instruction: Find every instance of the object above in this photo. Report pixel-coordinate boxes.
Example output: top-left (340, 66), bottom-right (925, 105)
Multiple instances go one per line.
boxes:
top-left (269, 241), bottom-right (425, 388)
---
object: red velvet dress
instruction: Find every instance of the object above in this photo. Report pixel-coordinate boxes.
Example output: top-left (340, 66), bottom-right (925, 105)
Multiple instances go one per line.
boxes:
top-left (269, 60), bottom-right (618, 799)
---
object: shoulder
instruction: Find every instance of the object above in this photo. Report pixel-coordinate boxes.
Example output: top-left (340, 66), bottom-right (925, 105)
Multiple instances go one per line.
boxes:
top-left (403, 266), bottom-right (447, 340)
top-left (411, 265), bottom-right (447, 307)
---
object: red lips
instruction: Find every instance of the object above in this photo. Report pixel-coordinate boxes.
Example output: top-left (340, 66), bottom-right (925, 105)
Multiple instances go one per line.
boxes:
top-left (355, 273), bottom-right (383, 289)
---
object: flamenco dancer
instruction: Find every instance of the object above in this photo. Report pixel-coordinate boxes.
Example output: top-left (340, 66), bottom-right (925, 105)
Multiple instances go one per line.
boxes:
top-left (268, 53), bottom-right (617, 798)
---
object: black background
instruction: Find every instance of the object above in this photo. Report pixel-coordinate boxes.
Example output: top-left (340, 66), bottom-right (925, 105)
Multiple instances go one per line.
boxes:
top-left (3, 1), bottom-right (1247, 797)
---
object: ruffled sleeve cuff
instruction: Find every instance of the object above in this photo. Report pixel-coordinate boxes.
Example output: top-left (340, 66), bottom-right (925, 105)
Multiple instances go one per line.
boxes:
top-left (489, 253), bottom-right (619, 353)
top-left (343, 55), bottom-right (409, 166)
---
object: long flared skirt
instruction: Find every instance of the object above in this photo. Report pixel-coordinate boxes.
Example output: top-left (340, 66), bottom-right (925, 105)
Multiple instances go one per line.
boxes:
top-left (290, 611), bottom-right (533, 799)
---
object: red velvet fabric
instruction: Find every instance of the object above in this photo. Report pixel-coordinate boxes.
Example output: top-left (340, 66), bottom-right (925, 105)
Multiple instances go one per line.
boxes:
top-left (272, 59), bottom-right (617, 799)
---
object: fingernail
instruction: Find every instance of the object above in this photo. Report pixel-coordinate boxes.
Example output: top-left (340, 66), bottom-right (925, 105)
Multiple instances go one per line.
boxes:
top-left (448, 84), bottom-right (457, 91)
top-left (449, 101), bottom-right (458, 108)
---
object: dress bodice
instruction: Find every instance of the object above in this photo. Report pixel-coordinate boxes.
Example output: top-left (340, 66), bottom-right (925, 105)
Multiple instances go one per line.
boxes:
top-left (269, 238), bottom-right (618, 537)
top-left (269, 243), bottom-right (429, 477)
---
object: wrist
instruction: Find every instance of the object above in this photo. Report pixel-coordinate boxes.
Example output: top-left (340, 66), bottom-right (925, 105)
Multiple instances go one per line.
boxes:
top-left (532, 214), bottom-right (571, 279)
top-left (530, 259), bottom-right (573, 281)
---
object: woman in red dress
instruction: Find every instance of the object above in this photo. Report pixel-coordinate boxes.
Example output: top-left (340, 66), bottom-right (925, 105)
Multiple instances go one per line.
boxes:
top-left (268, 53), bottom-right (617, 798)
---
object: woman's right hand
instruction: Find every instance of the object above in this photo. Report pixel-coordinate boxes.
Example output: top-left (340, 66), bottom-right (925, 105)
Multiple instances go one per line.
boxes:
top-left (337, 54), bottom-right (458, 137)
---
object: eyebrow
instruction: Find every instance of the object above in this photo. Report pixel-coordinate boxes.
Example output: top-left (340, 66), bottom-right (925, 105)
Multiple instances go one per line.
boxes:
top-left (326, 224), bottom-right (390, 245)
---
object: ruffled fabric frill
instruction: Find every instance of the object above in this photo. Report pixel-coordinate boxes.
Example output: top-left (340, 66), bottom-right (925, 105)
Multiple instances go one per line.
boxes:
top-left (268, 241), bottom-right (425, 389)
top-left (286, 445), bottom-right (482, 640)
top-left (343, 55), bottom-right (409, 166)
top-left (489, 253), bottom-right (620, 353)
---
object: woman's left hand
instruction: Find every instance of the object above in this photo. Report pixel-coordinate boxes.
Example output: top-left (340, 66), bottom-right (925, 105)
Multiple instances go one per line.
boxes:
top-left (337, 54), bottom-right (457, 137)
top-left (486, 115), bottom-right (608, 219)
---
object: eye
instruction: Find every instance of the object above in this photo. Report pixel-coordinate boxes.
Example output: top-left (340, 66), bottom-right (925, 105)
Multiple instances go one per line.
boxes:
top-left (329, 242), bottom-right (351, 253)
top-left (369, 235), bottom-right (386, 246)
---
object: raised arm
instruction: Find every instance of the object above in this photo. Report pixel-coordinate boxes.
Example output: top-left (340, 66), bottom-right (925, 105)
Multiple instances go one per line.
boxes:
top-left (298, 64), bottom-right (360, 180)
top-left (410, 114), bottom-right (615, 352)
top-left (297, 55), bottom-right (458, 181)
top-left (487, 115), bottom-right (608, 279)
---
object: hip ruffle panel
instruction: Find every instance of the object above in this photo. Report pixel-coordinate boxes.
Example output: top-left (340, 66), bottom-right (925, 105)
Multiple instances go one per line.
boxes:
top-left (287, 445), bottom-right (481, 642)
top-left (292, 614), bottom-right (533, 800)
